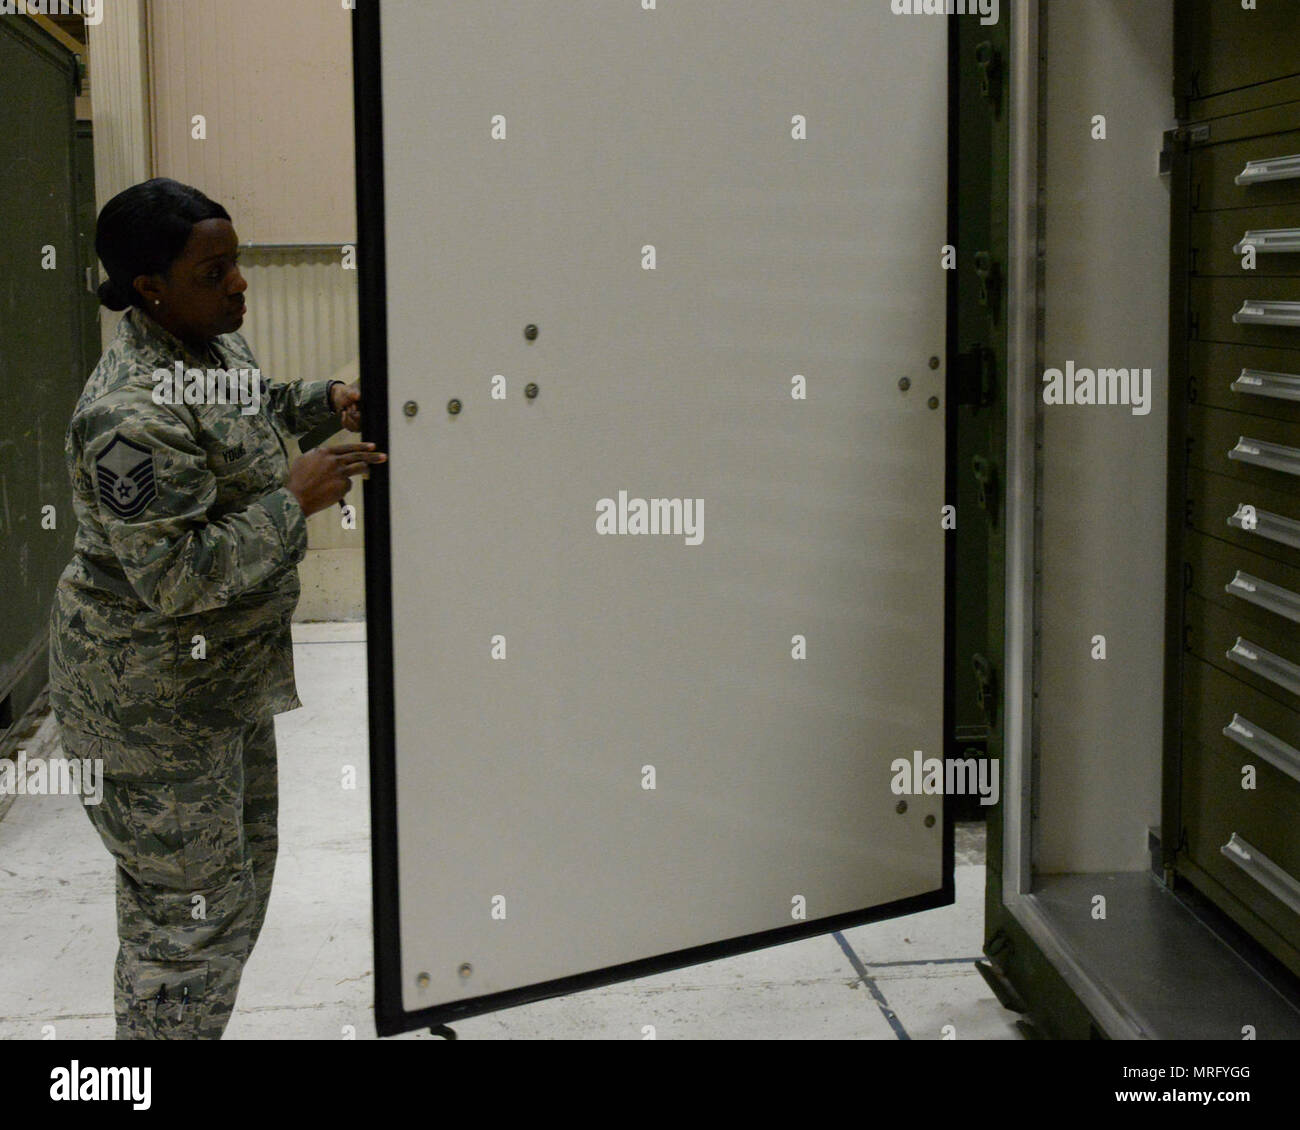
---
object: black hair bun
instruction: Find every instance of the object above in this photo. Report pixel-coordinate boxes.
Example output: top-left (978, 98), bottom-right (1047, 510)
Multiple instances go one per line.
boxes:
top-left (96, 277), bottom-right (132, 312)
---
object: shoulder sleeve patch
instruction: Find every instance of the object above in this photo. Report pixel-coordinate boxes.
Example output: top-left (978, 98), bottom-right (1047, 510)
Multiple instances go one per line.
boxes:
top-left (95, 433), bottom-right (158, 519)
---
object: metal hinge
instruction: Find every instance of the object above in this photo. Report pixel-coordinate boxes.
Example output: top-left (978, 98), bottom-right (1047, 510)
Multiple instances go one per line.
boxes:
top-left (972, 653), bottom-right (999, 728)
top-left (972, 454), bottom-right (999, 525)
top-left (974, 251), bottom-right (1001, 316)
top-left (974, 40), bottom-right (1002, 113)
top-left (1160, 124), bottom-right (1210, 176)
top-left (1159, 128), bottom-right (1182, 176)
top-left (953, 345), bottom-right (996, 408)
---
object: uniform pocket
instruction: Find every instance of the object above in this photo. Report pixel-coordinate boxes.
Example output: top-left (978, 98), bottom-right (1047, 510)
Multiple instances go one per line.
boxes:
top-left (124, 959), bottom-right (212, 1038)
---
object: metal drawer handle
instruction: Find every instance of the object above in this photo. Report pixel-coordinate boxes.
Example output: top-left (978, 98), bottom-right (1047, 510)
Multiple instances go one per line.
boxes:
top-left (1234, 229), bottom-right (1300, 255)
top-left (1223, 714), bottom-right (1300, 785)
top-left (1228, 437), bottom-right (1300, 476)
top-left (1227, 636), bottom-right (1300, 697)
top-left (1229, 504), bottom-right (1300, 550)
top-left (1232, 368), bottom-right (1300, 401)
top-left (1233, 301), bottom-right (1300, 327)
top-left (1221, 833), bottom-right (1300, 918)
top-left (1236, 154), bottom-right (1300, 186)
top-left (1225, 570), bottom-right (1300, 623)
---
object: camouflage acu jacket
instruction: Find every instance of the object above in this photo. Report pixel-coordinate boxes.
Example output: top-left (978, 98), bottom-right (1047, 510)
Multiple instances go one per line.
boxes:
top-left (48, 306), bottom-right (338, 778)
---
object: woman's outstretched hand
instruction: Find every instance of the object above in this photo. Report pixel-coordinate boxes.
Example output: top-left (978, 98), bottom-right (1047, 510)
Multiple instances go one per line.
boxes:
top-left (287, 442), bottom-right (387, 516)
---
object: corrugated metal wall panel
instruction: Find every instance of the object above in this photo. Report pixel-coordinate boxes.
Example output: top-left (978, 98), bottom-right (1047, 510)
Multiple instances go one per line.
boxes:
top-left (237, 248), bottom-right (358, 387)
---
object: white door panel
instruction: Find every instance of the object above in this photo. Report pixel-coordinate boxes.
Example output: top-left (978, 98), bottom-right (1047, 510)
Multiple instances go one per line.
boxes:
top-left (357, 0), bottom-right (951, 1034)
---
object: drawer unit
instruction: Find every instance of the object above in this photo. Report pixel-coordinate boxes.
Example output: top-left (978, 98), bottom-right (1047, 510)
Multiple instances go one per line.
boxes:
top-left (1193, 128), bottom-right (1300, 213)
top-left (1177, 0), bottom-right (1300, 101)
top-left (1191, 205), bottom-right (1300, 279)
top-left (1187, 403), bottom-right (1300, 492)
top-left (1184, 655), bottom-right (1300, 796)
top-left (1169, 70), bottom-right (1300, 976)
top-left (1181, 651), bottom-right (1300, 971)
top-left (1185, 592), bottom-right (1300, 706)
top-left (1184, 527), bottom-right (1300, 623)
top-left (1185, 465), bottom-right (1300, 572)
top-left (1190, 276), bottom-right (1300, 351)
top-left (1188, 340), bottom-right (1300, 422)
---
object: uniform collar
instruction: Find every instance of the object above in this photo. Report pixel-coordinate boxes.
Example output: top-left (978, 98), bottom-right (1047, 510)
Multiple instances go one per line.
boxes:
top-left (123, 306), bottom-right (226, 368)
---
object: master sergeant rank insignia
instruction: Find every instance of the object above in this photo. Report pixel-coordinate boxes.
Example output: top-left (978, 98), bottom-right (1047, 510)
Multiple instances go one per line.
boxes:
top-left (96, 434), bottom-right (158, 520)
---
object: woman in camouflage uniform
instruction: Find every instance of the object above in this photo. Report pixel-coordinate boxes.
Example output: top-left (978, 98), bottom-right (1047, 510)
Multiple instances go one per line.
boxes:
top-left (48, 178), bottom-right (385, 1039)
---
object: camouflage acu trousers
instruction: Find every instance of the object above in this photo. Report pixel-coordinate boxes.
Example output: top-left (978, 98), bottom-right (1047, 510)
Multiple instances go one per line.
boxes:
top-left (74, 713), bottom-right (279, 1039)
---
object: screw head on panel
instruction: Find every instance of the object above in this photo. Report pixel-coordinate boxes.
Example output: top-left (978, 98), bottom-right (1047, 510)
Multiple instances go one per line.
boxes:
top-left (416, 972), bottom-right (431, 988)
top-left (928, 396), bottom-right (940, 410)
top-left (524, 324), bottom-right (538, 340)
top-left (458, 963), bottom-right (473, 980)
top-left (525, 383), bottom-right (539, 399)
top-left (896, 800), bottom-right (908, 814)
top-left (448, 398), bottom-right (462, 415)
top-left (898, 377), bottom-right (911, 392)
top-left (929, 356), bottom-right (941, 370)
top-left (403, 400), bottom-right (418, 417)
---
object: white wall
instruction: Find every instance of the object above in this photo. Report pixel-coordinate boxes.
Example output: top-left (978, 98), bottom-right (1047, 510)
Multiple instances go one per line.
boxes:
top-left (1037, 0), bottom-right (1174, 873)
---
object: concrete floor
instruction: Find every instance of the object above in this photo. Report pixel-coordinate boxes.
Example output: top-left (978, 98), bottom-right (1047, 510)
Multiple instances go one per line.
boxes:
top-left (0, 622), bottom-right (1022, 1040)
